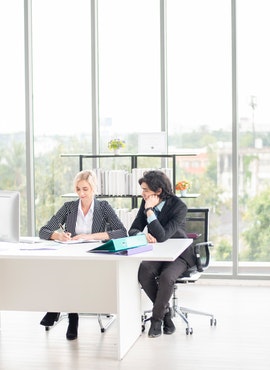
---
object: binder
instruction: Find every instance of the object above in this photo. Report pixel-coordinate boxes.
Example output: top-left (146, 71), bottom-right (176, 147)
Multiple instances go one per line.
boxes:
top-left (89, 234), bottom-right (148, 253)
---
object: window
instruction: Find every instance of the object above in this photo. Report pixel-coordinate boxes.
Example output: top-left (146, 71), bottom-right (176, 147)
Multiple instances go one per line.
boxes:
top-left (98, 0), bottom-right (160, 154)
top-left (32, 0), bottom-right (92, 232)
top-left (237, 0), bottom-right (270, 273)
top-left (167, 0), bottom-right (233, 272)
top-left (0, 1), bottom-right (27, 234)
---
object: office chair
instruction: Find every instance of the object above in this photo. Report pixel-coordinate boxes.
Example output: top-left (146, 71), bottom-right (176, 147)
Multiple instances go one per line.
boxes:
top-left (142, 208), bottom-right (217, 335)
top-left (43, 313), bottom-right (115, 333)
top-left (171, 238), bottom-right (216, 335)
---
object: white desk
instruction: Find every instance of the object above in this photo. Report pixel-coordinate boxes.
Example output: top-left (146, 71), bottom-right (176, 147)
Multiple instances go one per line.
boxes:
top-left (0, 238), bottom-right (192, 360)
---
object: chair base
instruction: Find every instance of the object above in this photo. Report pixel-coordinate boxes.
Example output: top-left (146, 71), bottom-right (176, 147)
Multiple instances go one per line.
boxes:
top-left (44, 313), bottom-right (115, 333)
top-left (171, 284), bottom-right (217, 335)
top-left (142, 284), bottom-right (217, 335)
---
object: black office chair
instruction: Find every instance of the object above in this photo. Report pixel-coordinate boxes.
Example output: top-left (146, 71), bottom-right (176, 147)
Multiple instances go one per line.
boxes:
top-left (142, 208), bottom-right (217, 335)
top-left (170, 237), bottom-right (216, 335)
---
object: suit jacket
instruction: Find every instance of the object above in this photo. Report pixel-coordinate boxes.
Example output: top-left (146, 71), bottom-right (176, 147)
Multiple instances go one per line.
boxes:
top-left (39, 198), bottom-right (127, 240)
top-left (129, 195), bottom-right (195, 266)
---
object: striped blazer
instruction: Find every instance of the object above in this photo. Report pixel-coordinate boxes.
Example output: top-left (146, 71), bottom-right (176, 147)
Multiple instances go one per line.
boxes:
top-left (39, 198), bottom-right (127, 240)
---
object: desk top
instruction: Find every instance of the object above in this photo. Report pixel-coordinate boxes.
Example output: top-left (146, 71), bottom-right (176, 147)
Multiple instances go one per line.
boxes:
top-left (0, 238), bottom-right (192, 262)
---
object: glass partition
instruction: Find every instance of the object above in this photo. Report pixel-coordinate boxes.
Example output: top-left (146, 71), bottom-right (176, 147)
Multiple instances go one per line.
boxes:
top-left (167, 0), bottom-right (233, 274)
top-left (237, 0), bottom-right (270, 275)
top-left (32, 0), bottom-right (92, 232)
top-left (0, 1), bottom-right (27, 234)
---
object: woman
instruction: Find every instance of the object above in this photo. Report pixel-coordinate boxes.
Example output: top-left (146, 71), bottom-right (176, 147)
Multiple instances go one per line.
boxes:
top-left (129, 170), bottom-right (196, 338)
top-left (39, 170), bottom-right (127, 340)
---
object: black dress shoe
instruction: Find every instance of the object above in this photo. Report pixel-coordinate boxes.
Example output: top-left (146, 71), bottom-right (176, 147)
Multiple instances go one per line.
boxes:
top-left (66, 313), bottom-right (79, 340)
top-left (40, 312), bottom-right (60, 327)
top-left (163, 308), bottom-right (176, 335)
top-left (148, 318), bottom-right (162, 338)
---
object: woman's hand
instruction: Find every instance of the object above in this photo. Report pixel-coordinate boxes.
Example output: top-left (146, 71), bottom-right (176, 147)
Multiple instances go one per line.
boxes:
top-left (72, 232), bottom-right (109, 241)
top-left (72, 233), bottom-right (92, 240)
top-left (51, 231), bottom-right (72, 241)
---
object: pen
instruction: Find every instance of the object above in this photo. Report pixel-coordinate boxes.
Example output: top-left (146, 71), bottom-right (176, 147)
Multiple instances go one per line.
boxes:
top-left (59, 223), bottom-right (67, 233)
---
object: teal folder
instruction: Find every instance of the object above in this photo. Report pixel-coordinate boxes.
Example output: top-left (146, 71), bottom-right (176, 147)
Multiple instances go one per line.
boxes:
top-left (91, 234), bottom-right (147, 252)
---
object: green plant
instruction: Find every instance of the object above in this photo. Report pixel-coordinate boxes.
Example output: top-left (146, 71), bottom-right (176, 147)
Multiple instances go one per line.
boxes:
top-left (108, 138), bottom-right (125, 150)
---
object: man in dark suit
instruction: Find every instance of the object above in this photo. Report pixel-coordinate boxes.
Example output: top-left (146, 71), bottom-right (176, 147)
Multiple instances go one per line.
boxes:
top-left (129, 170), bottom-right (195, 338)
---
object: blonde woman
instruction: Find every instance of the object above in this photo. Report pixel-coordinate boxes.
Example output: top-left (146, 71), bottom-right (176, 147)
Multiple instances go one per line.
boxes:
top-left (39, 170), bottom-right (127, 340)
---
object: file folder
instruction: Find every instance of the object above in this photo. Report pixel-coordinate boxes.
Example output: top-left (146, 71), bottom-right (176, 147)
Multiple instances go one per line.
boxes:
top-left (90, 234), bottom-right (148, 253)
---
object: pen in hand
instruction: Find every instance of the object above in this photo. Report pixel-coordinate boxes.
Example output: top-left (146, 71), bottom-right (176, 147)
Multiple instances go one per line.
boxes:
top-left (59, 223), bottom-right (71, 239)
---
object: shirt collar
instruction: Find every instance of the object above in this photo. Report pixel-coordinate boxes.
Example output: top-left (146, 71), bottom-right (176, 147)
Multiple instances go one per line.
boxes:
top-left (155, 200), bottom-right (165, 212)
top-left (78, 199), bottom-right (94, 215)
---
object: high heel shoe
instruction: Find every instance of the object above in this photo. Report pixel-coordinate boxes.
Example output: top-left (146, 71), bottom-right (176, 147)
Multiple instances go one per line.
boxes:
top-left (66, 313), bottom-right (79, 340)
top-left (40, 312), bottom-right (60, 327)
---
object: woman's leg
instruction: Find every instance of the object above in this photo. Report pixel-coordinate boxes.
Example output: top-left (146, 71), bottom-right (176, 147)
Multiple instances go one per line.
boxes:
top-left (40, 312), bottom-right (60, 326)
top-left (66, 313), bottom-right (79, 340)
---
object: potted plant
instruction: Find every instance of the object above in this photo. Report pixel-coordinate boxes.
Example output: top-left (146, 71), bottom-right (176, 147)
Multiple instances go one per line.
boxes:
top-left (175, 180), bottom-right (192, 196)
top-left (108, 138), bottom-right (125, 154)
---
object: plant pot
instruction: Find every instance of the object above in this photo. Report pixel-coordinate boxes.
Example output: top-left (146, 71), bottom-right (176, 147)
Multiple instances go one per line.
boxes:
top-left (180, 190), bottom-right (187, 196)
top-left (113, 149), bottom-right (120, 155)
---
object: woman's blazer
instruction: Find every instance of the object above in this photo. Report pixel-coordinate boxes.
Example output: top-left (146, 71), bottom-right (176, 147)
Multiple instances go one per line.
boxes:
top-left (39, 198), bottom-right (127, 240)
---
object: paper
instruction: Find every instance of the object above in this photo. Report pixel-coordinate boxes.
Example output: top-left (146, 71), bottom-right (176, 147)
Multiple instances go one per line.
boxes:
top-left (19, 243), bottom-right (62, 251)
top-left (54, 239), bottom-right (101, 244)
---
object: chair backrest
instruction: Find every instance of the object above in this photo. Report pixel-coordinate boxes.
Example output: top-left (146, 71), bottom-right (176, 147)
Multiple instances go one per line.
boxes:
top-left (176, 208), bottom-right (213, 283)
top-left (186, 208), bottom-right (209, 245)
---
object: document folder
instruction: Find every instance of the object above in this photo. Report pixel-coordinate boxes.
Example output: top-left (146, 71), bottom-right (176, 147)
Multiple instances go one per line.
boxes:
top-left (90, 234), bottom-right (148, 253)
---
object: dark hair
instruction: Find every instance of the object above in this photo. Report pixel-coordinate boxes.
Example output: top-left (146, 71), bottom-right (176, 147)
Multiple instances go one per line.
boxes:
top-left (138, 170), bottom-right (174, 200)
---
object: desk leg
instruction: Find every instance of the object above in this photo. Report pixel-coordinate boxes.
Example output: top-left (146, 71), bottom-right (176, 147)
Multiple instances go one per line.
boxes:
top-left (116, 260), bottom-right (141, 360)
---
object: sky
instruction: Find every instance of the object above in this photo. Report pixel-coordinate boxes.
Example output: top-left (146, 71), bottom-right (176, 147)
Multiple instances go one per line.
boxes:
top-left (1, 0), bottom-right (269, 137)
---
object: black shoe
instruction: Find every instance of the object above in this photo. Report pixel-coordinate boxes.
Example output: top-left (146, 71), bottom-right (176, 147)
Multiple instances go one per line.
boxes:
top-left (148, 318), bottom-right (162, 338)
top-left (163, 308), bottom-right (176, 335)
top-left (40, 312), bottom-right (60, 327)
top-left (66, 313), bottom-right (79, 340)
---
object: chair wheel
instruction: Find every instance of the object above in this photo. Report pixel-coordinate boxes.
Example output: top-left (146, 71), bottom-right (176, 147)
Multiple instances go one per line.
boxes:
top-left (186, 327), bottom-right (193, 335)
top-left (210, 318), bottom-right (217, 326)
top-left (101, 328), bottom-right (105, 333)
top-left (45, 326), bottom-right (50, 331)
top-left (142, 325), bottom-right (145, 332)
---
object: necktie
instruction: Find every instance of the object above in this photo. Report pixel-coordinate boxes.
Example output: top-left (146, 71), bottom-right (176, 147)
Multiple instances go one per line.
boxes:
top-left (154, 208), bottom-right (160, 218)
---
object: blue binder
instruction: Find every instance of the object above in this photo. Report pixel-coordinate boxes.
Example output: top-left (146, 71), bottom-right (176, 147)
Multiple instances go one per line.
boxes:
top-left (91, 234), bottom-right (147, 252)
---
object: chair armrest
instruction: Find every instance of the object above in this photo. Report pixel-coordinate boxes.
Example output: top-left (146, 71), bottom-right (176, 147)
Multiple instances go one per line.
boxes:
top-left (194, 241), bottom-right (214, 272)
top-left (187, 233), bottom-right (202, 239)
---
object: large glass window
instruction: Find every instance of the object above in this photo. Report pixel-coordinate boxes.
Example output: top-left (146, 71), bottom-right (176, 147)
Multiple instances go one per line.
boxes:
top-left (0, 1), bottom-right (27, 234)
top-left (98, 0), bottom-right (161, 154)
top-left (32, 0), bottom-right (92, 232)
top-left (2, 1), bottom-right (270, 277)
top-left (167, 0), bottom-right (232, 273)
top-left (237, 0), bottom-right (270, 274)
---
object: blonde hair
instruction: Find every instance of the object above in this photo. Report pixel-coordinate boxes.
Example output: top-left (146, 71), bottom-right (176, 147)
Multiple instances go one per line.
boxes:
top-left (73, 170), bottom-right (98, 194)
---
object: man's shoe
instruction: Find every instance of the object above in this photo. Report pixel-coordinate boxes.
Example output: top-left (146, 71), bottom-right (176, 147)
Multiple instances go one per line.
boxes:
top-left (40, 312), bottom-right (60, 327)
top-left (148, 318), bottom-right (162, 338)
top-left (66, 313), bottom-right (79, 340)
top-left (163, 308), bottom-right (176, 335)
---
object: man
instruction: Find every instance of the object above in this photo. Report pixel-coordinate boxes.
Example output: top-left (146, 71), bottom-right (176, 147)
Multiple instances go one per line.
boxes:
top-left (129, 170), bottom-right (195, 337)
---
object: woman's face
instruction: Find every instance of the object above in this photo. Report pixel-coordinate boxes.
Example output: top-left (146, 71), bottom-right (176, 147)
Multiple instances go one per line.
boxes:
top-left (75, 180), bottom-right (94, 202)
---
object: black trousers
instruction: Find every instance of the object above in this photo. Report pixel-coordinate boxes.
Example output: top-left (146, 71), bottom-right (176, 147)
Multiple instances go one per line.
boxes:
top-left (138, 257), bottom-right (189, 321)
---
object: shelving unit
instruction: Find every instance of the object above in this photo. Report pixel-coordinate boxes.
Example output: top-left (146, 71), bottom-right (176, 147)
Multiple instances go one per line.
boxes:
top-left (60, 153), bottom-right (201, 231)
top-left (60, 153), bottom-right (198, 208)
